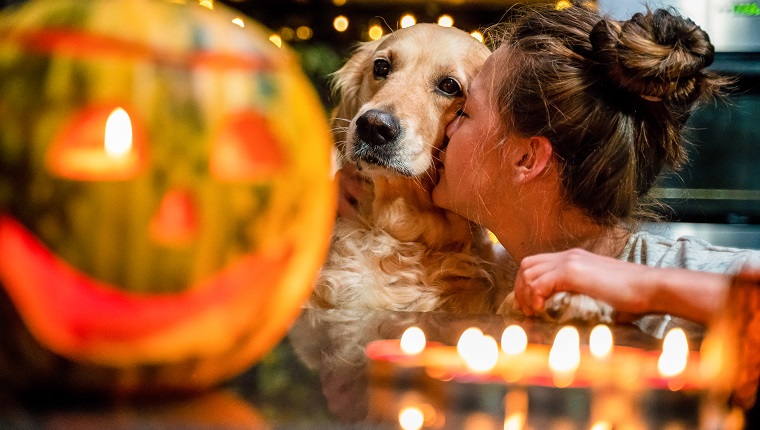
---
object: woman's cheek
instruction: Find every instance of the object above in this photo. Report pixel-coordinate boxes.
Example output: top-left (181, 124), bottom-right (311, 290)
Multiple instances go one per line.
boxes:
top-left (432, 178), bottom-right (450, 210)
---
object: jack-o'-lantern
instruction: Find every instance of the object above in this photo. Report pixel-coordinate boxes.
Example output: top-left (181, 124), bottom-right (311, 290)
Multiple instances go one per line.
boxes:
top-left (0, 0), bottom-right (335, 394)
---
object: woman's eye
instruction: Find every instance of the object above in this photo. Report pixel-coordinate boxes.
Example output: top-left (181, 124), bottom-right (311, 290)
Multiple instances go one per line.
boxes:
top-left (438, 77), bottom-right (461, 96)
top-left (373, 59), bottom-right (391, 78)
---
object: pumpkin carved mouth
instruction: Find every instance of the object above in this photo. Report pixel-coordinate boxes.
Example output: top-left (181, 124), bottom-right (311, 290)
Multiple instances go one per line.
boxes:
top-left (0, 214), bottom-right (293, 365)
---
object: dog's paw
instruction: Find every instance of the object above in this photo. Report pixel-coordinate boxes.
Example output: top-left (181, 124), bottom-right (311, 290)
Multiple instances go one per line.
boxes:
top-left (496, 292), bottom-right (523, 316)
top-left (543, 292), bottom-right (614, 324)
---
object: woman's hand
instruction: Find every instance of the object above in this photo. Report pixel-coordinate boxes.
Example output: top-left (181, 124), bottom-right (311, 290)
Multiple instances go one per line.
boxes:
top-left (334, 163), bottom-right (370, 221)
top-left (512, 248), bottom-right (653, 318)
top-left (512, 248), bottom-right (732, 325)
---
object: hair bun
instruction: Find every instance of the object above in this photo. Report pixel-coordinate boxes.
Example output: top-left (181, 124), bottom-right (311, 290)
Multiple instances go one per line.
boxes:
top-left (590, 8), bottom-right (715, 104)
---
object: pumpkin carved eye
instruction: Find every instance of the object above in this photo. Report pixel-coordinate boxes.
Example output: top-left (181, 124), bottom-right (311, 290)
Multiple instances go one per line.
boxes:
top-left (45, 106), bottom-right (147, 181)
top-left (210, 110), bottom-right (287, 182)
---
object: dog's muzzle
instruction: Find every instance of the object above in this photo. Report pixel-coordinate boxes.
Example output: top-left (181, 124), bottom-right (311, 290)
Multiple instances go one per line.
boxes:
top-left (352, 109), bottom-right (407, 173)
top-left (356, 109), bottom-right (401, 147)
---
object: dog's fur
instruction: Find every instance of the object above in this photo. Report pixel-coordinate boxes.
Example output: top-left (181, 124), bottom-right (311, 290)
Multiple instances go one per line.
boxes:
top-left (310, 24), bottom-right (513, 314)
top-left (309, 24), bottom-right (615, 325)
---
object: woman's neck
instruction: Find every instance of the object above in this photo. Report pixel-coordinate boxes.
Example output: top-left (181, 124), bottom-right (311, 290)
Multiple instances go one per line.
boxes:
top-left (495, 206), bottom-right (631, 262)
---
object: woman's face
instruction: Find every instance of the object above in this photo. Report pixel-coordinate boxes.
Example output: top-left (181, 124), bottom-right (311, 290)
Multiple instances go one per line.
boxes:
top-left (432, 56), bottom-right (507, 225)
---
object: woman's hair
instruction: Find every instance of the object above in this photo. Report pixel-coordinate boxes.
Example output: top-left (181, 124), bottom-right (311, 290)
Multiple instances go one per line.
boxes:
top-left (488, 3), bottom-right (730, 225)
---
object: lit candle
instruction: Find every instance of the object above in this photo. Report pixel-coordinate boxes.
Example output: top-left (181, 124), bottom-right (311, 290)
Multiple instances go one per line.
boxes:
top-left (398, 406), bottom-right (424, 430)
top-left (589, 324), bottom-right (613, 360)
top-left (549, 326), bottom-right (580, 387)
top-left (501, 324), bottom-right (528, 355)
top-left (658, 328), bottom-right (689, 378)
top-left (503, 412), bottom-right (526, 430)
top-left (456, 327), bottom-right (483, 361)
top-left (400, 326), bottom-right (426, 355)
top-left (458, 327), bottom-right (498, 372)
top-left (47, 106), bottom-right (142, 180)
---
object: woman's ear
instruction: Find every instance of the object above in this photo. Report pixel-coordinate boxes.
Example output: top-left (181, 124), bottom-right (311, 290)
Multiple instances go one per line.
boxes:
top-left (510, 135), bottom-right (553, 184)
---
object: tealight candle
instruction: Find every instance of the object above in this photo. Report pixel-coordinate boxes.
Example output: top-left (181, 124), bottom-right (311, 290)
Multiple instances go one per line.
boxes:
top-left (457, 327), bottom-right (484, 362)
top-left (400, 326), bottom-right (426, 355)
top-left (549, 326), bottom-right (580, 387)
top-left (589, 324), bottom-right (613, 360)
top-left (549, 326), bottom-right (581, 373)
top-left (398, 406), bottom-right (424, 430)
top-left (658, 328), bottom-right (689, 378)
top-left (464, 334), bottom-right (499, 372)
top-left (501, 324), bottom-right (528, 355)
top-left (47, 106), bottom-right (143, 180)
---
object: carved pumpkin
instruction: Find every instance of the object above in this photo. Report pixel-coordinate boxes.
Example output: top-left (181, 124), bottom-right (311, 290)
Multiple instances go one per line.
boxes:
top-left (0, 0), bottom-right (335, 394)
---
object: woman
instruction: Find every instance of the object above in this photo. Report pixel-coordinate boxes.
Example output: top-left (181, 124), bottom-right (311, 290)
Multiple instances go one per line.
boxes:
top-left (429, 4), bottom-right (759, 326)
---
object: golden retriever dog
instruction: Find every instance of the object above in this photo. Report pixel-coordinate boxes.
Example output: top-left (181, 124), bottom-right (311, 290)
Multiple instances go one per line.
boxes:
top-left (309, 24), bottom-right (514, 315)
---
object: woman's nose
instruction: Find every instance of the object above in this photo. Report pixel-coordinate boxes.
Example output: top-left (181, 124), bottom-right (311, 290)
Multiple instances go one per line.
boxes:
top-left (445, 117), bottom-right (462, 139)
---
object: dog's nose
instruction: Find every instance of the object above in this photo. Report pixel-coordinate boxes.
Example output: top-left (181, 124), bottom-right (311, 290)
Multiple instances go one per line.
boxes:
top-left (356, 109), bottom-right (401, 147)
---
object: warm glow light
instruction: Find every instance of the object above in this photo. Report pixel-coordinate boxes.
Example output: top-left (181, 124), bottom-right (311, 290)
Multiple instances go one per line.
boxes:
top-left (466, 335), bottom-right (499, 372)
top-left (501, 325), bottom-right (528, 355)
top-left (589, 324), bottom-right (613, 359)
top-left (458, 328), bottom-right (499, 372)
top-left (269, 34), bottom-right (282, 48)
top-left (231, 17), bottom-right (244, 28)
top-left (104, 108), bottom-right (132, 157)
top-left (400, 14), bottom-right (416, 28)
top-left (296, 26), bottom-right (313, 40)
top-left (504, 412), bottom-right (526, 430)
top-left (198, 0), bottom-right (213, 9)
top-left (556, 0), bottom-right (573, 10)
top-left (658, 328), bottom-right (689, 377)
top-left (400, 326), bottom-right (426, 355)
top-left (437, 15), bottom-right (454, 27)
top-left (399, 406), bottom-right (424, 430)
top-left (368, 24), bottom-right (384, 40)
top-left (470, 31), bottom-right (484, 43)
top-left (457, 327), bottom-right (483, 358)
top-left (280, 27), bottom-right (295, 41)
top-left (333, 16), bottom-right (349, 32)
top-left (549, 326), bottom-right (581, 373)
top-left (332, 0), bottom-right (346, 5)
top-left (590, 422), bottom-right (613, 430)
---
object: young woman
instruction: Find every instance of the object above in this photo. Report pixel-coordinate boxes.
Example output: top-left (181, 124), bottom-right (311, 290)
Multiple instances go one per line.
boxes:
top-left (338, 4), bottom-right (759, 326)
top-left (431, 4), bottom-right (758, 325)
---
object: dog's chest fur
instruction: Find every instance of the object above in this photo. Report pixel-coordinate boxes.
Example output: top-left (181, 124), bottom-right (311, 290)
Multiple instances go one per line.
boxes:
top-left (312, 174), bottom-right (510, 315)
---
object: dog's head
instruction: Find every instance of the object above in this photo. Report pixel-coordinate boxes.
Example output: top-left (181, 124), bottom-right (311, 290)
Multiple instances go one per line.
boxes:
top-left (331, 24), bottom-right (490, 179)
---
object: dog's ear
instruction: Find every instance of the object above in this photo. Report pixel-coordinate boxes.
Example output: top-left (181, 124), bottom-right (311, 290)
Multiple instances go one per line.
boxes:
top-left (329, 37), bottom-right (385, 162)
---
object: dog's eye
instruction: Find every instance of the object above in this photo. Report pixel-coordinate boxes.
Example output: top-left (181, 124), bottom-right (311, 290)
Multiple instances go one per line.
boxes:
top-left (438, 78), bottom-right (462, 96)
top-left (373, 59), bottom-right (391, 78)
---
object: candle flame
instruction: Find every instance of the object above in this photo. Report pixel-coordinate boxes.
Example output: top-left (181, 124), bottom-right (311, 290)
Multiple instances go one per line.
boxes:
top-left (400, 326), bottom-right (426, 355)
top-left (104, 108), bottom-right (132, 158)
top-left (504, 412), bottom-right (526, 430)
top-left (590, 421), bottom-right (612, 430)
top-left (589, 324), bottom-right (613, 359)
top-left (658, 328), bottom-right (689, 377)
top-left (399, 406), bottom-right (424, 430)
top-left (501, 324), bottom-right (528, 355)
top-left (400, 14), bottom-right (416, 29)
top-left (548, 326), bottom-right (581, 373)
top-left (469, 335), bottom-right (499, 372)
top-left (457, 327), bottom-right (483, 358)
top-left (457, 328), bottom-right (498, 372)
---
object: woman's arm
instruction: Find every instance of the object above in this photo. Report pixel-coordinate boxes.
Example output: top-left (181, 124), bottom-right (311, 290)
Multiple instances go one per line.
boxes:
top-left (512, 248), bottom-right (732, 325)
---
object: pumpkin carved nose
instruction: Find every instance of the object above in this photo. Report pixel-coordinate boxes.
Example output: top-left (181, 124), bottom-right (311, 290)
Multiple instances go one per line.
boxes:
top-left (149, 188), bottom-right (198, 247)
